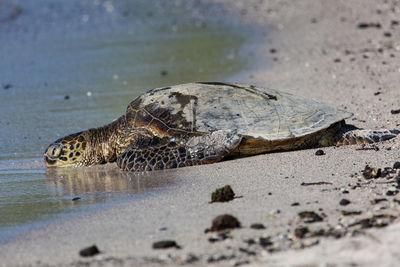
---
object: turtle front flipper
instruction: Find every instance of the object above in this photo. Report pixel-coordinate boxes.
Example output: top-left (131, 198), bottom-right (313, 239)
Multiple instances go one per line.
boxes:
top-left (117, 130), bottom-right (242, 172)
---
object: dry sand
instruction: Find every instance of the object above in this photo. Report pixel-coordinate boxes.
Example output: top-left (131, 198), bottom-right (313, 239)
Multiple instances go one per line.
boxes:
top-left (2, 0), bottom-right (400, 266)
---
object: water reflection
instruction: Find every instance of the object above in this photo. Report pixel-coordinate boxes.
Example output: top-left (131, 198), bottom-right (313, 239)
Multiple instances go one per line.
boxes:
top-left (45, 165), bottom-right (178, 198)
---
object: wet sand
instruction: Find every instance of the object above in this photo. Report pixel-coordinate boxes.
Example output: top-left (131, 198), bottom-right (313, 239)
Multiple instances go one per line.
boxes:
top-left (2, 0), bottom-right (400, 266)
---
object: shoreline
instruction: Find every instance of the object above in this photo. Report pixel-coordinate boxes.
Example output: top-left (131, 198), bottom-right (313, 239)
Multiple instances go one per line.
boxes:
top-left (2, 0), bottom-right (400, 266)
top-left (0, 0), bottom-right (252, 246)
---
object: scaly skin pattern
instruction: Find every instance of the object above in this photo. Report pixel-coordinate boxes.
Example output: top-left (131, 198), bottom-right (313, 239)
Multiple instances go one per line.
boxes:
top-left (44, 116), bottom-right (131, 167)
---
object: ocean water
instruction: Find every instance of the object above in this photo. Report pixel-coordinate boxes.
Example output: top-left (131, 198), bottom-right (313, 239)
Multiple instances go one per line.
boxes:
top-left (0, 0), bottom-right (248, 242)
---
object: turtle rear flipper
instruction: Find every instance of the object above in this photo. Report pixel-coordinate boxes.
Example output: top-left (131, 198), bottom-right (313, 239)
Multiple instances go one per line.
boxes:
top-left (320, 126), bottom-right (399, 147)
top-left (117, 130), bottom-right (242, 172)
top-left (336, 129), bottom-right (399, 146)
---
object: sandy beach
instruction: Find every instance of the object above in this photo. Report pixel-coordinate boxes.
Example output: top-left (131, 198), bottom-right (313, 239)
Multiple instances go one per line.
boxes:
top-left (2, 0), bottom-right (400, 266)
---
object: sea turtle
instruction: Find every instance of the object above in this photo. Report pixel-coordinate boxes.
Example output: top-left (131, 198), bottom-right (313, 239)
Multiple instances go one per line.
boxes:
top-left (44, 82), bottom-right (399, 172)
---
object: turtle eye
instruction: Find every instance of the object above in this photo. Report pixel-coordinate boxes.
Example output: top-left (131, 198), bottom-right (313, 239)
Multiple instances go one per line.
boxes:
top-left (47, 144), bottom-right (62, 158)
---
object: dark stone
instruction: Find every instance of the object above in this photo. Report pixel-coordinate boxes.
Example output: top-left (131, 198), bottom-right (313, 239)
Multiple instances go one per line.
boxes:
top-left (244, 238), bottom-right (256, 245)
top-left (298, 211), bottom-right (323, 223)
top-left (334, 58), bottom-right (341, 63)
top-left (386, 190), bottom-right (399, 196)
top-left (391, 109), bottom-right (400, 114)
top-left (160, 70), bottom-right (168, 76)
top-left (384, 32), bottom-right (392, 37)
top-left (211, 185), bottom-right (235, 203)
top-left (207, 254), bottom-right (232, 263)
top-left (250, 223), bottom-right (266, 230)
top-left (341, 210), bottom-right (362, 216)
top-left (64, 95), bottom-right (70, 100)
top-left (269, 48), bottom-right (277, 53)
top-left (239, 247), bottom-right (256, 256)
top-left (371, 198), bottom-right (388, 204)
top-left (357, 22), bottom-right (381, 29)
top-left (79, 245), bottom-right (100, 257)
top-left (208, 232), bottom-right (230, 243)
top-left (339, 199), bottom-right (351, 206)
top-left (3, 84), bottom-right (12, 90)
top-left (72, 197), bottom-right (81, 201)
top-left (362, 165), bottom-right (380, 179)
top-left (210, 214), bottom-right (241, 232)
top-left (259, 237), bottom-right (272, 247)
top-left (315, 149), bottom-right (325, 156)
top-left (294, 226), bottom-right (309, 238)
top-left (152, 240), bottom-right (181, 249)
top-left (393, 162), bottom-right (400, 169)
top-left (381, 170), bottom-right (389, 178)
top-left (291, 202), bottom-right (300, 206)
top-left (301, 181), bottom-right (332, 186)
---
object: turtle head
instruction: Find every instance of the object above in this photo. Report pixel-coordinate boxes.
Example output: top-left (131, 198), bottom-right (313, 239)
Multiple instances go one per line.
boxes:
top-left (44, 116), bottom-right (127, 168)
top-left (44, 131), bottom-right (90, 167)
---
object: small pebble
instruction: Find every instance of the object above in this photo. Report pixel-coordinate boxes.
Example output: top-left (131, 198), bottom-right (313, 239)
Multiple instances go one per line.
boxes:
top-left (291, 202), bottom-right (300, 206)
top-left (339, 199), bottom-right (351, 206)
top-left (386, 190), bottom-right (399, 196)
top-left (357, 22), bottom-right (381, 29)
top-left (362, 165), bottom-right (380, 179)
top-left (315, 149), bottom-right (325, 156)
top-left (294, 226), bottom-right (309, 238)
top-left (393, 162), bottom-right (400, 169)
top-left (341, 210), bottom-right (362, 216)
top-left (210, 214), bottom-right (241, 232)
top-left (160, 70), bottom-right (168, 76)
top-left (64, 95), bottom-right (70, 100)
top-left (152, 240), bottom-right (181, 249)
top-left (371, 198), bottom-right (388, 204)
top-left (391, 109), bottom-right (400, 114)
top-left (79, 245), bottom-right (100, 257)
top-left (244, 238), bottom-right (256, 245)
top-left (298, 211), bottom-right (323, 223)
top-left (250, 223), bottom-right (266, 230)
top-left (211, 185), bottom-right (235, 203)
top-left (238, 248), bottom-right (256, 256)
top-left (3, 84), bottom-right (12, 90)
top-left (72, 197), bottom-right (81, 201)
top-left (259, 237), bottom-right (272, 247)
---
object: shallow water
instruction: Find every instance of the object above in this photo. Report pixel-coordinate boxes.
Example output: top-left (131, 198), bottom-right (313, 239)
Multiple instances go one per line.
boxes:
top-left (0, 0), bottom-right (248, 242)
